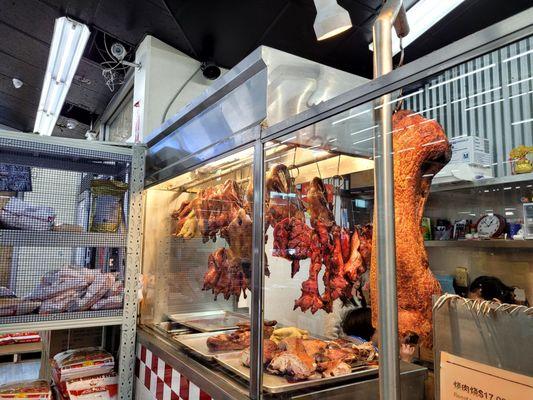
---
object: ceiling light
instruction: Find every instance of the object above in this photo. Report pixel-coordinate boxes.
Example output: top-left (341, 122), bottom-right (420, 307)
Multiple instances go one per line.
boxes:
top-left (369, 0), bottom-right (466, 54)
top-left (12, 78), bottom-right (23, 89)
top-left (65, 118), bottom-right (78, 130)
top-left (34, 17), bottom-right (90, 136)
top-left (313, 0), bottom-right (352, 41)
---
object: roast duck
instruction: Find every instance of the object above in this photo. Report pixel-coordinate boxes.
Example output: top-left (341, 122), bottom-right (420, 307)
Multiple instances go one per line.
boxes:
top-left (206, 320), bottom-right (277, 351)
top-left (171, 109), bottom-right (450, 347)
top-left (241, 336), bottom-right (377, 381)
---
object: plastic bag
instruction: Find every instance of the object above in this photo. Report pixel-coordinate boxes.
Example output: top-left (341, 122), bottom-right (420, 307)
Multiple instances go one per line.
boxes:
top-left (51, 348), bottom-right (115, 397)
top-left (66, 373), bottom-right (118, 400)
top-left (89, 180), bottom-right (128, 233)
top-left (0, 197), bottom-right (55, 231)
top-left (0, 379), bottom-right (51, 399)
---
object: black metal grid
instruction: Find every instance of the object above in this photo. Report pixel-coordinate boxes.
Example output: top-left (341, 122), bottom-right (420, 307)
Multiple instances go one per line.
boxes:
top-left (0, 153), bottom-right (129, 325)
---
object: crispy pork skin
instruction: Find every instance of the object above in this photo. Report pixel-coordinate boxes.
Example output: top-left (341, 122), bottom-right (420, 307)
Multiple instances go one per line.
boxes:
top-left (370, 110), bottom-right (451, 347)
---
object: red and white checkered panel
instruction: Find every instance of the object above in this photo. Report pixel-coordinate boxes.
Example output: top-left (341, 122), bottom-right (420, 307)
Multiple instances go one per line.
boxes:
top-left (135, 343), bottom-right (212, 400)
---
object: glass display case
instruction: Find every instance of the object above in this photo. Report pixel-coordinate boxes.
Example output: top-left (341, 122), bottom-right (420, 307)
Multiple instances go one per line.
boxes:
top-left (139, 9), bottom-right (533, 400)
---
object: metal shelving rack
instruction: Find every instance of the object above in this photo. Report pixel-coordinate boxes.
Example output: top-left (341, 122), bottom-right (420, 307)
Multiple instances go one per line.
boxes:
top-left (424, 240), bottom-right (533, 248)
top-left (0, 130), bottom-right (144, 400)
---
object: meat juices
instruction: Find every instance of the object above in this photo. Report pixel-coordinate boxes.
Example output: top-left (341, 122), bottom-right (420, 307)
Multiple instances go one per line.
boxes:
top-left (370, 110), bottom-right (451, 347)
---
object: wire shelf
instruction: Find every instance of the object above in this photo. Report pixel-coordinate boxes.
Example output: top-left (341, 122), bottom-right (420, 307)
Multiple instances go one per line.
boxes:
top-left (0, 230), bottom-right (126, 247)
top-left (0, 309), bottom-right (122, 325)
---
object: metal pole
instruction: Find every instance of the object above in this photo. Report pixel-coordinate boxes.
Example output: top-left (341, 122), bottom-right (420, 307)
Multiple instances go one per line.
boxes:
top-left (372, 1), bottom-right (409, 400)
top-left (250, 139), bottom-right (265, 399)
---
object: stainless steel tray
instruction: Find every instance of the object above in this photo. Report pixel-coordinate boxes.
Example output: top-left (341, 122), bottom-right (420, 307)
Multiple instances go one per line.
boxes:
top-left (155, 321), bottom-right (194, 335)
top-left (215, 352), bottom-right (379, 394)
top-left (173, 330), bottom-right (245, 361)
top-left (168, 311), bottom-right (249, 332)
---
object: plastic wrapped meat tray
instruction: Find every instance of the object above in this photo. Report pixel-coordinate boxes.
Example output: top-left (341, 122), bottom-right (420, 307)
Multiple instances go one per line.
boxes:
top-left (0, 197), bottom-right (55, 230)
top-left (18, 266), bottom-right (124, 315)
top-left (0, 379), bottom-right (51, 399)
top-left (0, 332), bottom-right (40, 346)
top-left (51, 347), bottom-right (114, 397)
top-left (66, 373), bottom-right (118, 400)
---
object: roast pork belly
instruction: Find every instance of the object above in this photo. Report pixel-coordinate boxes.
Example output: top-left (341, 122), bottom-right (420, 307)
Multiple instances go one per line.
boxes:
top-left (370, 110), bottom-right (451, 347)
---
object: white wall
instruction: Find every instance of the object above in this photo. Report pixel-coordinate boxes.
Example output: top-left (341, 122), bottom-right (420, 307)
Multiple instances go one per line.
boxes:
top-left (132, 36), bottom-right (226, 143)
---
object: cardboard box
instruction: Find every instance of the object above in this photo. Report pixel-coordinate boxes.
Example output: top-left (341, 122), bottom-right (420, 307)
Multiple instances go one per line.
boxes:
top-left (448, 135), bottom-right (492, 166)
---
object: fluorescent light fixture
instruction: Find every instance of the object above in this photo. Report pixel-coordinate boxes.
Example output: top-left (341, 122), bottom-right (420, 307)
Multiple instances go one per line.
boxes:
top-left (413, 103), bottom-right (446, 115)
top-left (511, 118), bottom-right (533, 126)
top-left (369, 0), bottom-right (465, 54)
top-left (468, 86), bottom-right (501, 99)
top-left (509, 90), bottom-right (533, 100)
top-left (373, 89), bottom-right (424, 111)
top-left (464, 98), bottom-right (504, 112)
top-left (313, 0), bottom-right (352, 41)
top-left (34, 17), bottom-right (90, 136)
top-left (428, 64), bottom-right (495, 90)
top-left (502, 49), bottom-right (533, 63)
top-left (280, 135), bottom-right (296, 144)
top-left (331, 109), bottom-right (370, 125)
top-left (350, 125), bottom-right (378, 136)
top-left (508, 76), bottom-right (533, 87)
top-left (353, 137), bottom-right (374, 145)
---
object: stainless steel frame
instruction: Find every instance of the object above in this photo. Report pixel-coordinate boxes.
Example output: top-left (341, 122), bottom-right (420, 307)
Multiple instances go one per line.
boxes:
top-left (250, 139), bottom-right (266, 399)
top-left (372, 2), bottom-right (408, 400)
top-left (142, 7), bottom-right (533, 399)
top-left (143, 46), bottom-right (367, 187)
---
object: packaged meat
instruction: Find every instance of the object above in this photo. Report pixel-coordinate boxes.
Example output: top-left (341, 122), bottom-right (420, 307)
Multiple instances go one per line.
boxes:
top-left (0, 334), bottom-right (13, 346)
top-left (51, 348), bottom-right (115, 396)
top-left (39, 290), bottom-right (79, 314)
top-left (16, 300), bottom-right (42, 316)
top-left (0, 197), bottom-right (55, 231)
top-left (0, 299), bottom-right (40, 316)
top-left (0, 379), bottom-right (51, 399)
top-left (0, 332), bottom-right (40, 346)
top-left (41, 267), bottom-right (96, 286)
top-left (9, 332), bottom-right (40, 344)
top-left (66, 373), bottom-right (118, 400)
top-left (78, 274), bottom-right (115, 311)
top-left (0, 299), bottom-right (17, 316)
top-left (25, 278), bottom-right (88, 302)
top-left (90, 295), bottom-right (123, 311)
top-left (105, 281), bottom-right (123, 298)
top-left (0, 286), bottom-right (16, 298)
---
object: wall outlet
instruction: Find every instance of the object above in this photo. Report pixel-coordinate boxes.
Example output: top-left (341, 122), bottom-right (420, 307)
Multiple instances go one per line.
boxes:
top-left (455, 267), bottom-right (469, 287)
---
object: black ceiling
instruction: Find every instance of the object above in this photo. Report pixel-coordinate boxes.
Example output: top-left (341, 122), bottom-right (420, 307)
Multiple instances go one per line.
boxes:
top-left (0, 0), bottom-right (531, 138)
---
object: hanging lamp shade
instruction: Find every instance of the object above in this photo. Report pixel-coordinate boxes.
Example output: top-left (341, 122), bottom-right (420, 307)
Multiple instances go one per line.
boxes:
top-left (313, 0), bottom-right (352, 41)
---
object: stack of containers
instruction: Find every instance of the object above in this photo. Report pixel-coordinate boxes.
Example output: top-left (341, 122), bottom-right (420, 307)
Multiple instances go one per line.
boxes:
top-left (50, 348), bottom-right (118, 400)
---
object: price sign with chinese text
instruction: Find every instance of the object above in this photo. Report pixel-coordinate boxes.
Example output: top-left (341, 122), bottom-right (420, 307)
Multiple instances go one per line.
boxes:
top-left (440, 352), bottom-right (533, 400)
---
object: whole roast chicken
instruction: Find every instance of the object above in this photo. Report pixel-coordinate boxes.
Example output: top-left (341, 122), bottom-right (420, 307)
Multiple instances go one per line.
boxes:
top-left (370, 110), bottom-right (451, 347)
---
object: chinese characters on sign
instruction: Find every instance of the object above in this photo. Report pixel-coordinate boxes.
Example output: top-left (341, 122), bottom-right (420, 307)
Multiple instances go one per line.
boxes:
top-left (440, 352), bottom-right (533, 400)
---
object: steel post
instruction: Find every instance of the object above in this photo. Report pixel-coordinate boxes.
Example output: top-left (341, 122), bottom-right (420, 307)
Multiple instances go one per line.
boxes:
top-left (250, 139), bottom-right (265, 399)
top-left (372, 1), bottom-right (409, 400)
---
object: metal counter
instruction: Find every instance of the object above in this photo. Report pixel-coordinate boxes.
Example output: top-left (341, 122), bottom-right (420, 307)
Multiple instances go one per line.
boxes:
top-left (136, 325), bottom-right (427, 400)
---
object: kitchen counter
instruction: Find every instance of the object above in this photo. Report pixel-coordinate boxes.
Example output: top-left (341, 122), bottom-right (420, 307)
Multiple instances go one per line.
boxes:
top-left (135, 325), bottom-right (427, 400)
